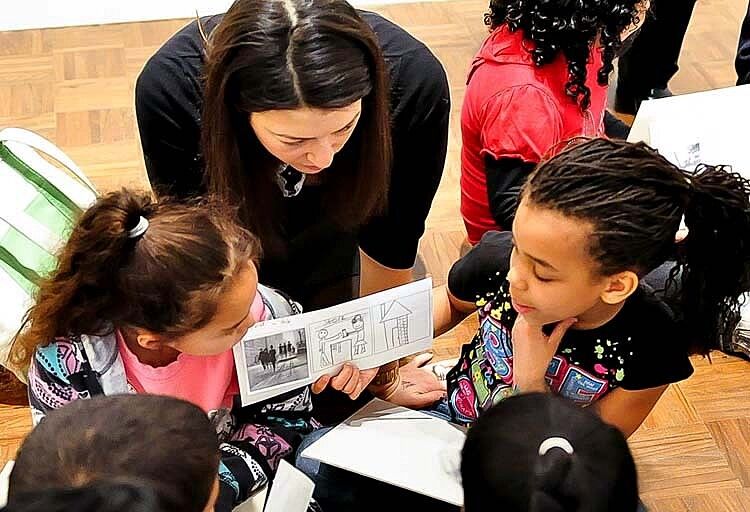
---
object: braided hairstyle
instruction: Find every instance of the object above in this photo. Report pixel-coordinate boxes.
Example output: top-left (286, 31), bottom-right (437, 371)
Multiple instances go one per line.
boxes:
top-left (485, 0), bottom-right (646, 110)
top-left (523, 138), bottom-right (750, 355)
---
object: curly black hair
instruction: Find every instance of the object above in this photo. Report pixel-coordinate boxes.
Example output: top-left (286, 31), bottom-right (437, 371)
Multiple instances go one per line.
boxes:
top-left (485, 0), bottom-right (646, 110)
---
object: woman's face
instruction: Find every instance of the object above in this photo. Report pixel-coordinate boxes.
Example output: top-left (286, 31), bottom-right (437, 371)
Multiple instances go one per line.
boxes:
top-left (250, 101), bottom-right (362, 174)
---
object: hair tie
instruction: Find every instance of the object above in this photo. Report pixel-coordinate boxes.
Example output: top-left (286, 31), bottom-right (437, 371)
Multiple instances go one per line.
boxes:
top-left (127, 216), bottom-right (149, 239)
top-left (538, 437), bottom-right (574, 456)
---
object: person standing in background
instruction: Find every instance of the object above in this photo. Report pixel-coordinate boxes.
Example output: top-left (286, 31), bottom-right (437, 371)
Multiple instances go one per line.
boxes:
top-left (615, 0), bottom-right (698, 114)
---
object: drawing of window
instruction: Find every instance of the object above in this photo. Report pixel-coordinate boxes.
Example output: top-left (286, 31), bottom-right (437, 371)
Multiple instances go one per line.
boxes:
top-left (380, 301), bottom-right (412, 348)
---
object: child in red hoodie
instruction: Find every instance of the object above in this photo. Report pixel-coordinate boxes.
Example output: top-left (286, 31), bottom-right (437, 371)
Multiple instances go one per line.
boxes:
top-left (460, 0), bottom-right (650, 244)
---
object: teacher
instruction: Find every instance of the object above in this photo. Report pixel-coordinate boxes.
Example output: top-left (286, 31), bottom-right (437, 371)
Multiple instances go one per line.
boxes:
top-left (135, 0), bottom-right (450, 311)
top-left (135, 0), bottom-right (449, 410)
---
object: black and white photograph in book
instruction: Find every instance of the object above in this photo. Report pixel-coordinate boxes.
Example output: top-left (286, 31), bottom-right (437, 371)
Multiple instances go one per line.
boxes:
top-left (244, 329), bottom-right (309, 391)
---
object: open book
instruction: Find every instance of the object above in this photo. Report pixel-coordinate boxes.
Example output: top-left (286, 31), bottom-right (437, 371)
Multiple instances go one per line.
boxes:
top-left (234, 278), bottom-right (434, 405)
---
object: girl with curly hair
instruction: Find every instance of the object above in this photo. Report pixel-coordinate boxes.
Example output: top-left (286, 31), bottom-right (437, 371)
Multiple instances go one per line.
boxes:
top-left (460, 0), bottom-right (650, 244)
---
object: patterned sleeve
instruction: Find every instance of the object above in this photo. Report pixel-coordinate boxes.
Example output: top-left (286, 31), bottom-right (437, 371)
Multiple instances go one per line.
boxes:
top-left (26, 340), bottom-right (87, 425)
top-left (214, 442), bottom-right (270, 512)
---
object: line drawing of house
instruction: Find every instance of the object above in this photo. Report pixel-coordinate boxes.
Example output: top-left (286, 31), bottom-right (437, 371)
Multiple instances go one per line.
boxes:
top-left (380, 300), bottom-right (412, 349)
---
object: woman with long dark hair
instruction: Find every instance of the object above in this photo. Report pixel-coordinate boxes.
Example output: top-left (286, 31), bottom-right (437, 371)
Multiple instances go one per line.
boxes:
top-left (135, 0), bottom-right (448, 413)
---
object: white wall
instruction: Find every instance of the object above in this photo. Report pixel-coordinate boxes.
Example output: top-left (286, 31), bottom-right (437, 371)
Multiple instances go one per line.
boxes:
top-left (2, 0), bottom-right (417, 31)
top-left (4, 1), bottom-right (234, 31)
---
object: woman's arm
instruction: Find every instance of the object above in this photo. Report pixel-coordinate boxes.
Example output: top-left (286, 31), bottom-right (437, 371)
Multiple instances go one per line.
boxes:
top-left (589, 385), bottom-right (668, 438)
top-left (356, 27), bottom-right (450, 297)
top-left (134, 54), bottom-right (204, 198)
top-left (358, 249), bottom-right (413, 297)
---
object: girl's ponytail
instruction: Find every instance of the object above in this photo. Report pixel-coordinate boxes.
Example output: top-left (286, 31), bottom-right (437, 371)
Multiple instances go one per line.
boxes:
top-left (10, 190), bottom-right (156, 369)
top-left (461, 393), bottom-right (638, 512)
top-left (529, 449), bottom-right (577, 512)
top-left (679, 165), bottom-right (750, 355)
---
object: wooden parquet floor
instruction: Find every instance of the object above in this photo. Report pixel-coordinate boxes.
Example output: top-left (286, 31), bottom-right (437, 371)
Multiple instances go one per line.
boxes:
top-left (2, 1), bottom-right (750, 509)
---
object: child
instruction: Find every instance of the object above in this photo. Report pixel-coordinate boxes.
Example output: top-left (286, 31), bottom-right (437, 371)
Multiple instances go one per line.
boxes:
top-left (462, 393), bottom-right (639, 512)
top-left (437, 138), bottom-right (750, 436)
top-left (3, 483), bottom-right (159, 512)
top-left (8, 190), bottom-right (369, 509)
top-left (7, 394), bottom-right (219, 512)
top-left (461, 0), bottom-right (649, 243)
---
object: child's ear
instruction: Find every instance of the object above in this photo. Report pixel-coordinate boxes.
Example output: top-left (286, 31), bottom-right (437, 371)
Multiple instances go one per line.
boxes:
top-left (135, 331), bottom-right (166, 351)
top-left (600, 271), bottom-right (639, 305)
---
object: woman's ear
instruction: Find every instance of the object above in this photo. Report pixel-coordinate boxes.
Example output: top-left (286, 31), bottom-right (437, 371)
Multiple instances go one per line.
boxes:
top-left (600, 271), bottom-right (639, 305)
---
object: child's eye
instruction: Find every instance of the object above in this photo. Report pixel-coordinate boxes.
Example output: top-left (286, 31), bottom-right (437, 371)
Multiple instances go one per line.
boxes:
top-left (283, 140), bottom-right (305, 147)
top-left (536, 275), bottom-right (553, 283)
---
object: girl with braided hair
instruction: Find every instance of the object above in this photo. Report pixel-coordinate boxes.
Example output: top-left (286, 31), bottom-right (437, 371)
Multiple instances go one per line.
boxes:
top-left (438, 138), bottom-right (750, 437)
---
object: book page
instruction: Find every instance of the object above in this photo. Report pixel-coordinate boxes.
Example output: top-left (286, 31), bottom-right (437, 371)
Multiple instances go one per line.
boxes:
top-left (300, 398), bottom-right (465, 506)
top-left (234, 278), bottom-right (433, 406)
top-left (262, 460), bottom-right (315, 512)
top-left (629, 84), bottom-right (750, 177)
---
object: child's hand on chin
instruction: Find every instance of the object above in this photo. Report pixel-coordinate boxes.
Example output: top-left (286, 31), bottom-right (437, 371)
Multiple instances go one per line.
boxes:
top-left (311, 363), bottom-right (379, 400)
top-left (511, 315), bottom-right (577, 393)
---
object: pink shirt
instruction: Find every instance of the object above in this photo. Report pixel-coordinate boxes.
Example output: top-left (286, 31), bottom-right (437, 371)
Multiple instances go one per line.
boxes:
top-left (116, 292), bottom-right (268, 413)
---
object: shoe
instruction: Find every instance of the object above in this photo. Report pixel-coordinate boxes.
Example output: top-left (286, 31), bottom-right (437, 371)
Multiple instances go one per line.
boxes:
top-left (614, 87), bottom-right (673, 116)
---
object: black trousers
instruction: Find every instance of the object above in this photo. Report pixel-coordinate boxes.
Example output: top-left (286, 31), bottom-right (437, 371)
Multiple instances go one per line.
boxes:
top-left (736, 0), bottom-right (750, 84)
top-left (618, 0), bottom-right (698, 95)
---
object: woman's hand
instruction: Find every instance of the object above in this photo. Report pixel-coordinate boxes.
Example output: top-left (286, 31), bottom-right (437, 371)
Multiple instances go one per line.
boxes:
top-left (378, 353), bottom-right (447, 409)
top-left (311, 363), bottom-right (379, 400)
top-left (511, 315), bottom-right (577, 393)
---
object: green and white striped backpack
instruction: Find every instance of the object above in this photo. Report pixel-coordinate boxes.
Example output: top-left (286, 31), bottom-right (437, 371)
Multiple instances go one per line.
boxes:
top-left (0, 128), bottom-right (97, 381)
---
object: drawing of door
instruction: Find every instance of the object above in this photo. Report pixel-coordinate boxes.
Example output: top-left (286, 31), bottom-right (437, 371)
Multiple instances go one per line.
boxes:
top-left (380, 301), bottom-right (412, 348)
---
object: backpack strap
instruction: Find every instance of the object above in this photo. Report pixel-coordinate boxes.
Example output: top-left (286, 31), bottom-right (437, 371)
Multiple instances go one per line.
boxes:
top-left (68, 335), bottom-right (105, 397)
